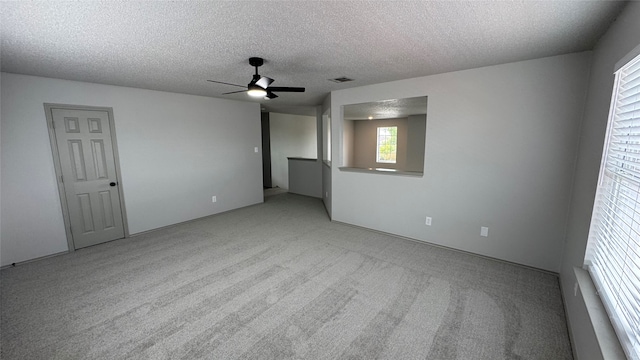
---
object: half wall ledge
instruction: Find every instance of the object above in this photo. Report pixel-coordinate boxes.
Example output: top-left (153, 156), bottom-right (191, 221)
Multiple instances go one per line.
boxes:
top-left (338, 166), bottom-right (423, 177)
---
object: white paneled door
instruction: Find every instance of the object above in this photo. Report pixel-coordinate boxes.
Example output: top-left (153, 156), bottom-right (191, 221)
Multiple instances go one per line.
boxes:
top-left (50, 107), bottom-right (125, 249)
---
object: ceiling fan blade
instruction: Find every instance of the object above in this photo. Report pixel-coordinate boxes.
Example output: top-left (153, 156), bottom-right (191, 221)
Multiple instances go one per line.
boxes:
top-left (222, 90), bottom-right (247, 95)
top-left (265, 91), bottom-right (278, 100)
top-left (267, 86), bottom-right (305, 93)
top-left (256, 76), bottom-right (274, 89)
top-left (207, 80), bottom-right (245, 88)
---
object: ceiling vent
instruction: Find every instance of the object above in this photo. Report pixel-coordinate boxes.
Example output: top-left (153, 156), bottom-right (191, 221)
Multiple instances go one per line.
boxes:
top-left (328, 77), bottom-right (354, 83)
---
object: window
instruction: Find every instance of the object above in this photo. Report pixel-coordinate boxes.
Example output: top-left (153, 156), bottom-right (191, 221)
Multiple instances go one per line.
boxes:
top-left (376, 126), bottom-right (397, 163)
top-left (323, 110), bottom-right (331, 163)
top-left (585, 52), bottom-right (640, 360)
top-left (340, 97), bottom-right (426, 174)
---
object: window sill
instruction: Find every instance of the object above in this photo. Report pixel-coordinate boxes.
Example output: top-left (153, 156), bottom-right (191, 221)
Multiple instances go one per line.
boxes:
top-left (338, 166), bottom-right (423, 177)
top-left (573, 267), bottom-right (626, 360)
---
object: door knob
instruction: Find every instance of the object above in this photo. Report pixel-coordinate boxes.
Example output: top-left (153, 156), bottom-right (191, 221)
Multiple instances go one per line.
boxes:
top-left (109, 182), bottom-right (117, 187)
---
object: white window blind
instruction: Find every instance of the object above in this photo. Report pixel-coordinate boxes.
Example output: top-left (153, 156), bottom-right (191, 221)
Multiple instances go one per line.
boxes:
top-left (586, 52), bottom-right (640, 360)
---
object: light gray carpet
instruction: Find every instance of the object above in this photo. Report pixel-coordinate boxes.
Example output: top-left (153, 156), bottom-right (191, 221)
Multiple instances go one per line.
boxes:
top-left (1, 193), bottom-right (572, 359)
top-left (264, 186), bottom-right (288, 198)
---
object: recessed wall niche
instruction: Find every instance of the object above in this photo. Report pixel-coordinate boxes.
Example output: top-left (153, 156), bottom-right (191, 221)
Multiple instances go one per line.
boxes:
top-left (341, 96), bottom-right (427, 175)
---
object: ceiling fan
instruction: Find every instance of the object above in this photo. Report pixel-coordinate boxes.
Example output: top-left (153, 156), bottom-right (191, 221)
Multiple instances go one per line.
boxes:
top-left (207, 57), bottom-right (305, 100)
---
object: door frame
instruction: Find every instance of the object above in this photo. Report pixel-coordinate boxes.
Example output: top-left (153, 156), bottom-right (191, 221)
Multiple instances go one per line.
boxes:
top-left (261, 112), bottom-right (272, 188)
top-left (44, 103), bottom-right (129, 251)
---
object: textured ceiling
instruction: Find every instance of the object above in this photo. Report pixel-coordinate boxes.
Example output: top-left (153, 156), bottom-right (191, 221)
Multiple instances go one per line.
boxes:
top-left (0, 1), bottom-right (626, 116)
top-left (344, 97), bottom-right (427, 120)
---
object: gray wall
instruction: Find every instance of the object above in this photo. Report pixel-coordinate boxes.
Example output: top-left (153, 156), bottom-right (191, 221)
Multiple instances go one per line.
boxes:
top-left (560, 2), bottom-right (640, 359)
top-left (406, 114), bottom-right (427, 173)
top-left (288, 159), bottom-right (322, 198)
top-left (342, 119), bottom-right (354, 167)
top-left (269, 112), bottom-right (317, 189)
top-left (0, 73), bottom-right (264, 266)
top-left (321, 96), bottom-right (332, 217)
top-left (0, 72), bottom-right (2, 264)
top-left (349, 115), bottom-right (427, 172)
top-left (288, 106), bottom-right (323, 199)
top-left (352, 118), bottom-right (408, 170)
top-left (322, 109), bottom-right (331, 163)
top-left (331, 52), bottom-right (591, 272)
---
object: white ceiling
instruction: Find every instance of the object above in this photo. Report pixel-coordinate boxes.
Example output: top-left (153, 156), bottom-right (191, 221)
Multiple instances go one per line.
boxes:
top-left (344, 97), bottom-right (428, 120)
top-left (1, 1), bottom-right (626, 116)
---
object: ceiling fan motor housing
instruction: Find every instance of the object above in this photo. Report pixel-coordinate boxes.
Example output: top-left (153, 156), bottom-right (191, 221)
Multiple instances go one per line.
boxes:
top-left (250, 74), bottom-right (261, 86)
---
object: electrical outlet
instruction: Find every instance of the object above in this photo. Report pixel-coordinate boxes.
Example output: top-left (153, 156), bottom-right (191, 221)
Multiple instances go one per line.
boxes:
top-left (254, 147), bottom-right (259, 153)
top-left (212, 196), bottom-right (217, 203)
top-left (425, 216), bottom-right (432, 226)
top-left (574, 282), bottom-right (579, 297)
top-left (480, 226), bottom-right (489, 237)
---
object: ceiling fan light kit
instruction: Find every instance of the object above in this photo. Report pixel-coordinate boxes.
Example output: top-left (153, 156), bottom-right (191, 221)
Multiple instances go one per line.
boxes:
top-left (247, 84), bottom-right (267, 97)
top-left (208, 57), bottom-right (305, 100)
